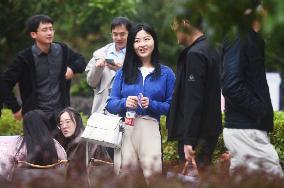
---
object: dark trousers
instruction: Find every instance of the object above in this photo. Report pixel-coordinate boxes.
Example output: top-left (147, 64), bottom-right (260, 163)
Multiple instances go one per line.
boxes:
top-left (178, 140), bottom-right (185, 161)
top-left (178, 135), bottom-right (219, 169)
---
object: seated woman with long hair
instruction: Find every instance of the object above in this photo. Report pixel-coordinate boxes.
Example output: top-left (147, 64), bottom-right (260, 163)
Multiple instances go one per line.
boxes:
top-left (0, 110), bottom-right (66, 180)
top-left (56, 107), bottom-right (111, 180)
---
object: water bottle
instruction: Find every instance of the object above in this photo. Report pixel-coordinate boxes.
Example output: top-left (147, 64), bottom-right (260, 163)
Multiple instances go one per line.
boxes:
top-left (125, 108), bottom-right (136, 126)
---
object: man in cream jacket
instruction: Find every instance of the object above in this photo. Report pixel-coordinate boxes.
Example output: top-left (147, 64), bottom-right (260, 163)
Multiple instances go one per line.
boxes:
top-left (86, 17), bottom-right (132, 114)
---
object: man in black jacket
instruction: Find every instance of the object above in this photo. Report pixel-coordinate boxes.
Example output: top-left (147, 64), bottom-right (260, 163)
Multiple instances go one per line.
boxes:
top-left (222, 2), bottom-right (283, 176)
top-left (2, 15), bottom-right (86, 131)
top-left (167, 9), bottom-right (222, 170)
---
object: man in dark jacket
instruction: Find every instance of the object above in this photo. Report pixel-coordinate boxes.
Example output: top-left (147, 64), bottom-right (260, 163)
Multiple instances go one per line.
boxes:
top-left (2, 15), bottom-right (86, 131)
top-left (222, 2), bottom-right (283, 176)
top-left (167, 9), bottom-right (222, 170)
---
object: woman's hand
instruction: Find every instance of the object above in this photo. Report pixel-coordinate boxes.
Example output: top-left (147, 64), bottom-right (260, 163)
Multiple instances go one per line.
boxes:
top-left (126, 96), bottom-right (138, 109)
top-left (141, 97), bottom-right (149, 109)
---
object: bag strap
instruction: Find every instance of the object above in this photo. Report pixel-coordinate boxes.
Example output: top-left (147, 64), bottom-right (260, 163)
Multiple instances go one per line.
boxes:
top-left (182, 161), bottom-right (189, 175)
top-left (16, 160), bottom-right (68, 169)
top-left (89, 158), bottom-right (113, 166)
top-left (86, 142), bottom-right (89, 167)
top-left (99, 102), bottom-right (110, 115)
top-left (9, 137), bottom-right (24, 180)
top-left (182, 158), bottom-right (198, 176)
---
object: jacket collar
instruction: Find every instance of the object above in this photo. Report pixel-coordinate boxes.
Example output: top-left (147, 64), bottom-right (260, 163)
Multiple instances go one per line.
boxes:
top-left (178, 35), bottom-right (206, 59)
top-left (188, 35), bottom-right (206, 49)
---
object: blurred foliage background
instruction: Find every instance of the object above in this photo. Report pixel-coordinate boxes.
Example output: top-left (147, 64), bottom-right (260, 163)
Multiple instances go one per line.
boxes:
top-left (1, 1), bottom-right (284, 177)
top-left (1, 0), bottom-right (284, 96)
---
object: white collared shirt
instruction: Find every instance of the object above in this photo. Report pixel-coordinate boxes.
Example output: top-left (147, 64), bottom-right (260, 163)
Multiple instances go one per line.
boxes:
top-left (105, 43), bottom-right (126, 63)
top-left (139, 66), bottom-right (154, 85)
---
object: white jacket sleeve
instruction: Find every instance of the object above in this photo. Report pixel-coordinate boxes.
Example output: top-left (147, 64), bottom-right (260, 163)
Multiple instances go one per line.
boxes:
top-left (85, 44), bottom-right (110, 88)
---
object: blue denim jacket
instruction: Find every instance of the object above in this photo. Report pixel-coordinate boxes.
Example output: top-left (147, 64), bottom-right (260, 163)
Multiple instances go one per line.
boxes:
top-left (106, 65), bottom-right (175, 121)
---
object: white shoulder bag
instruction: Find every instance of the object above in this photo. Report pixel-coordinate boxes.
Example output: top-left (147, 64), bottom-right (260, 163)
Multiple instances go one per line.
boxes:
top-left (80, 112), bottom-right (124, 149)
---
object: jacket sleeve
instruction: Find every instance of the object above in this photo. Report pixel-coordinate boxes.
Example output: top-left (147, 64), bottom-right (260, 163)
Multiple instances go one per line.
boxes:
top-left (67, 47), bottom-right (86, 74)
top-left (222, 38), bottom-right (266, 119)
top-left (2, 56), bottom-right (23, 113)
top-left (148, 68), bottom-right (176, 115)
top-left (85, 47), bottom-right (106, 88)
top-left (183, 52), bottom-right (207, 146)
top-left (106, 71), bottom-right (127, 115)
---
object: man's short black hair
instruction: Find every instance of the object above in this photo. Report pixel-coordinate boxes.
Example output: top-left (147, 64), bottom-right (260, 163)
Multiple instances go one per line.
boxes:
top-left (110, 17), bottom-right (132, 32)
top-left (175, 9), bottom-right (203, 31)
top-left (26, 15), bottom-right (53, 33)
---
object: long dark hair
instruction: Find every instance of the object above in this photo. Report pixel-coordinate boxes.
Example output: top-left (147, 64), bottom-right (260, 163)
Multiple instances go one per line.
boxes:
top-left (20, 110), bottom-right (58, 165)
top-left (122, 23), bottom-right (161, 84)
top-left (56, 107), bottom-right (84, 149)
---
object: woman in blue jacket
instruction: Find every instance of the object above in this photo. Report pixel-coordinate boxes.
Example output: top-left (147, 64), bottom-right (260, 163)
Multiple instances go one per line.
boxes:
top-left (106, 23), bottom-right (175, 182)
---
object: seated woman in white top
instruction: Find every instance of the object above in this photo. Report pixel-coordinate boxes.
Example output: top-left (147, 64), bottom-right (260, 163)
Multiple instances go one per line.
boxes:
top-left (0, 110), bottom-right (67, 180)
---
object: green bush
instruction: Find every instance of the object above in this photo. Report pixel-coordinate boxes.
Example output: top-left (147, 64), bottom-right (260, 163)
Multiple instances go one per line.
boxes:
top-left (0, 109), bottom-right (22, 135)
top-left (160, 116), bottom-right (179, 161)
top-left (81, 112), bottom-right (88, 126)
top-left (1, 109), bottom-right (284, 163)
top-left (271, 111), bottom-right (284, 162)
top-left (70, 73), bottom-right (93, 97)
top-left (160, 112), bottom-right (284, 163)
